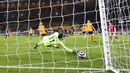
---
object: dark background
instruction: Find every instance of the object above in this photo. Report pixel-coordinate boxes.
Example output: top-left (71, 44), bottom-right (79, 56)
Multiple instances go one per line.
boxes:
top-left (0, 0), bottom-right (130, 31)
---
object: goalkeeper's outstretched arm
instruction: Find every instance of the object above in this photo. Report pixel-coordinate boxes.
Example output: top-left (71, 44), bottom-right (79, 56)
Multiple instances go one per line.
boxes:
top-left (34, 40), bottom-right (74, 53)
top-left (59, 41), bottom-right (73, 52)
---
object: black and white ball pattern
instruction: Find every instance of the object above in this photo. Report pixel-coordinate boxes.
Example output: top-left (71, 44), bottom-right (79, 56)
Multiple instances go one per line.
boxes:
top-left (77, 50), bottom-right (86, 58)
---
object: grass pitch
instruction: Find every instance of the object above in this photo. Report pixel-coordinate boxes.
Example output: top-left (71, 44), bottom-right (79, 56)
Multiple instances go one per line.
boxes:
top-left (0, 35), bottom-right (130, 73)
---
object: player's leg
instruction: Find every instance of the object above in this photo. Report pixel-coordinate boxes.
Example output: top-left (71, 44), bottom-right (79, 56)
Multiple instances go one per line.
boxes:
top-left (113, 33), bottom-right (118, 40)
top-left (114, 36), bottom-right (118, 40)
top-left (90, 35), bottom-right (93, 40)
top-left (29, 34), bottom-right (32, 39)
top-left (110, 32), bottom-right (116, 42)
top-left (8, 33), bottom-right (10, 37)
top-left (4, 34), bottom-right (8, 40)
top-left (34, 40), bottom-right (44, 49)
top-left (82, 32), bottom-right (86, 38)
top-left (4, 35), bottom-right (7, 40)
top-left (88, 32), bottom-right (92, 41)
top-left (112, 33), bottom-right (119, 42)
top-left (89, 31), bottom-right (96, 42)
top-left (109, 32), bottom-right (113, 40)
top-left (92, 34), bottom-right (97, 42)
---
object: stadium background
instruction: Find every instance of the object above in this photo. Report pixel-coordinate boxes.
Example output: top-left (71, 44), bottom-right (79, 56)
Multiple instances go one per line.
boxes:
top-left (0, 0), bottom-right (130, 35)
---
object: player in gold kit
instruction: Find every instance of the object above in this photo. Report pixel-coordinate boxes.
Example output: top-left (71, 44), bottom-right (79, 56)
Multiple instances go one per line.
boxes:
top-left (39, 22), bottom-right (46, 37)
top-left (86, 20), bottom-right (97, 42)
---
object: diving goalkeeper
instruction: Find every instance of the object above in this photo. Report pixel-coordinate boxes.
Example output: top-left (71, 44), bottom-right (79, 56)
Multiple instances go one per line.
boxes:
top-left (34, 32), bottom-right (74, 53)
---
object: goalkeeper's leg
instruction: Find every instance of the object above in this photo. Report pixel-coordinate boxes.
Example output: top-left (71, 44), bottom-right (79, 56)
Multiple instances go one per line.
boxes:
top-left (34, 41), bottom-right (44, 49)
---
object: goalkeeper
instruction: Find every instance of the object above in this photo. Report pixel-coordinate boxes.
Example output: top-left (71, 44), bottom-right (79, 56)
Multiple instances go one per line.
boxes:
top-left (34, 32), bottom-right (74, 53)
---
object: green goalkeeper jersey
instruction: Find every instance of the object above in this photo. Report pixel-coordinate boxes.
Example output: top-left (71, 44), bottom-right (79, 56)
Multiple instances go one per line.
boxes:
top-left (41, 32), bottom-right (60, 46)
top-left (37, 32), bottom-right (73, 52)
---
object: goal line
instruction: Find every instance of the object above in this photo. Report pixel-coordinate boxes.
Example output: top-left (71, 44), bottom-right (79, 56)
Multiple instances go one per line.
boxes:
top-left (0, 66), bottom-right (129, 72)
top-left (0, 66), bottom-right (106, 70)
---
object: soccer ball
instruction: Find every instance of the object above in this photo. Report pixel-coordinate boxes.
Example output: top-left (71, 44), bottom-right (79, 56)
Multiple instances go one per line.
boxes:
top-left (77, 50), bottom-right (86, 58)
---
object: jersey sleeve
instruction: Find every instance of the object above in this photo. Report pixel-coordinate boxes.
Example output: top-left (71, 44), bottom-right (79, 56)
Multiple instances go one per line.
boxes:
top-left (59, 41), bottom-right (73, 52)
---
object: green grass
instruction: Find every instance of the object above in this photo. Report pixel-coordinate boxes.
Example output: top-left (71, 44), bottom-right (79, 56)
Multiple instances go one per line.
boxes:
top-left (0, 35), bottom-right (130, 73)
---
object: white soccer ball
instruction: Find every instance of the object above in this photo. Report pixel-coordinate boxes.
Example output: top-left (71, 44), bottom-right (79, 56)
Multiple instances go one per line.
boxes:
top-left (77, 50), bottom-right (86, 58)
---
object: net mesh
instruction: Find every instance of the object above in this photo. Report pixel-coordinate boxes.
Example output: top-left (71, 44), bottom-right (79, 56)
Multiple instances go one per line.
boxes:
top-left (0, 0), bottom-right (129, 73)
top-left (105, 0), bottom-right (130, 72)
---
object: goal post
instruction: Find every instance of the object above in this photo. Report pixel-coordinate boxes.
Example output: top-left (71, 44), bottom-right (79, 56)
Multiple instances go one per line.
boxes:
top-left (98, 0), bottom-right (112, 70)
top-left (98, 0), bottom-right (119, 73)
top-left (99, 0), bottom-right (130, 73)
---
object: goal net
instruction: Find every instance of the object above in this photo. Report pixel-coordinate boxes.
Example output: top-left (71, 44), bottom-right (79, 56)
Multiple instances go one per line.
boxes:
top-left (0, 0), bottom-right (129, 73)
top-left (105, 0), bottom-right (130, 72)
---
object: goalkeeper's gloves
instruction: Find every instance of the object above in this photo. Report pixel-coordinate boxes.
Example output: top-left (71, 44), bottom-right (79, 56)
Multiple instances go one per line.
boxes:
top-left (72, 51), bottom-right (85, 59)
top-left (72, 51), bottom-right (77, 54)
